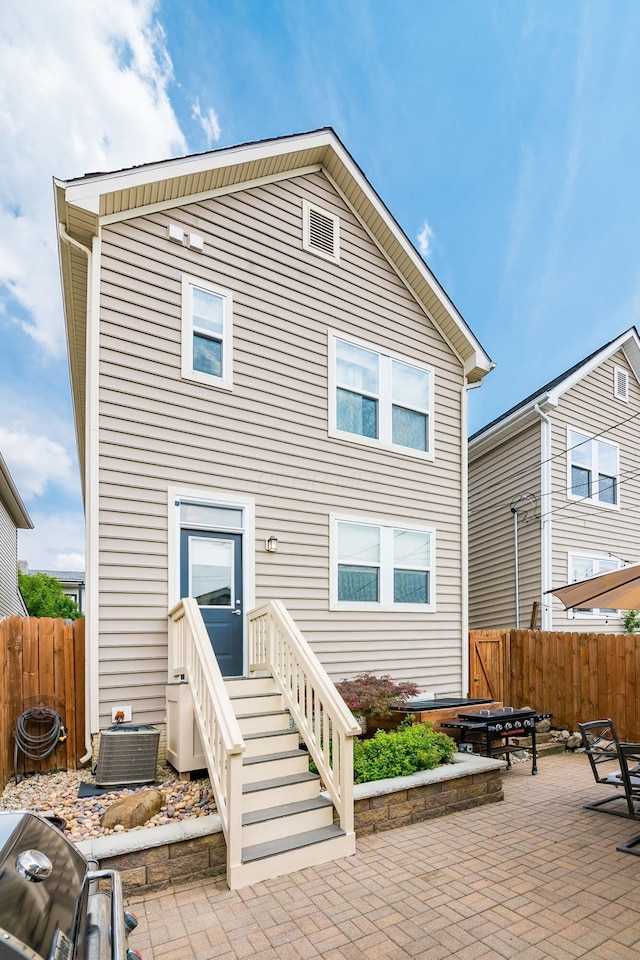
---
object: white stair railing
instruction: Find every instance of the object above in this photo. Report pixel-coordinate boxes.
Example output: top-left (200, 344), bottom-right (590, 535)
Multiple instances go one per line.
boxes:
top-left (168, 598), bottom-right (244, 876)
top-left (248, 600), bottom-right (361, 834)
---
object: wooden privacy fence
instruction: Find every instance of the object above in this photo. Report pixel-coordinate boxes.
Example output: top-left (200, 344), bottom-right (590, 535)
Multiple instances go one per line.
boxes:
top-left (470, 628), bottom-right (640, 742)
top-left (0, 616), bottom-right (85, 788)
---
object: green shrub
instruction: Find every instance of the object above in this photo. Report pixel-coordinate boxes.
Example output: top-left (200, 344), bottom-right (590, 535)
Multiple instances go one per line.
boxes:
top-left (352, 723), bottom-right (456, 783)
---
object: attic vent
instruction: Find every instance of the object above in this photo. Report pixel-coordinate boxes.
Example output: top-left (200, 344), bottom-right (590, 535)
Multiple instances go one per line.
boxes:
top-left (303, 200), bottom-right (339, 262)
top-left (614, 366), bottom-right (629, 402)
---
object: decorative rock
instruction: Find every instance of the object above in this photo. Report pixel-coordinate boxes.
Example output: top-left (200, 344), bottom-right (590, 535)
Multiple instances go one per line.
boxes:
top-left (565, 734), bottom-right (582, 750)
top-left (101, 789), bottom-right (165, 829)
top-left (535, 719), bottom-right (551, 734)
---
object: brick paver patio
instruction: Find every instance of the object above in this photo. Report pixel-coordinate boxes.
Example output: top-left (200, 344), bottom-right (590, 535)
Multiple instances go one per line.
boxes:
top-left (127, 752), bottom-right (640, 959)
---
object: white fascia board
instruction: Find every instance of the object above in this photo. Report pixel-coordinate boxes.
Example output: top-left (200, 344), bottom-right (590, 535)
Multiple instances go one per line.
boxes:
top-left (0, 455), bottom-right (32, 529)
top-left (469, 394), bottom-right (556, 462)
top-left (325, 139), bottom-right (493, 376)
top-left (546, 328), bottom-right (640, 405)
top-left (62, 129), bottom-right (337, 213)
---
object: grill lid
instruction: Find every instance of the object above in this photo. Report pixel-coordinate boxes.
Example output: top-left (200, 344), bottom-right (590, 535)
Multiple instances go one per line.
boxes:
top-left (457, 707), bottom-right (537, 722)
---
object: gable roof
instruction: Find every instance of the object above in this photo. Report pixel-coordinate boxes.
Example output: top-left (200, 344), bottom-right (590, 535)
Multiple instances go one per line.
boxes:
top-left (0, 453), bottom-right (33, 529)
top-left (469, 327), bottom-right (640, 458)
top-left (54, 128), bottom-right (493, 484)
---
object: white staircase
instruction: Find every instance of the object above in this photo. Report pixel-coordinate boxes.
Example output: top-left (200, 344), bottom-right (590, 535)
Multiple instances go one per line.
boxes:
top-left (168, 598), bottom-right (360, 889)
top-left (226, 676), bottom-right (353, 886)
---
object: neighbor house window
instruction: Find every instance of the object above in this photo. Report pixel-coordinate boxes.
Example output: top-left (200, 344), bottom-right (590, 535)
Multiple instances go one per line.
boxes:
top-left (332, 517), bottom-right (434, 610)
top-left (568, 554), bottom-right (620, 619)
top-left (181, 275), bottom-right (233, 389)
top-left (330, 333), bottom-right (432, 455)
top-left (568, 429), bottom-right (619, 507)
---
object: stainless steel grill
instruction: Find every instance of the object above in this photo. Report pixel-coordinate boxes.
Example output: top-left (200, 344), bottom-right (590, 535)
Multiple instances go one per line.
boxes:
top-left (0, 812), bottom-right (138, 960)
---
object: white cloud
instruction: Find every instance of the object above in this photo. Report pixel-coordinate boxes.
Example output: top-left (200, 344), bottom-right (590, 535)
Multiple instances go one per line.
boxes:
top-left (0, 427), bottom-right (75, 499)
top-left (0, 0), bottom-right (187, 355)
top-left (19, 512), bottom-right (85, 572)
top-left (417, 220), bottom-right (434, 258)
top-left (192, 98), bottom-right (221, 146)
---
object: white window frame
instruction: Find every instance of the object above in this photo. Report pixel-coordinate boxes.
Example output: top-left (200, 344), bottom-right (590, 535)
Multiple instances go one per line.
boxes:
top-left (566, 553), bottom-right (622, 621)
top-left (566, 426), bottom-right (620, 510)
top-left (328, 331), bottom-right (435, 460)
top-left (302, 199), bottom-right (340, 263)
top-left (181, 274), bottom-right (233, 390)
top-left (330, 513), bottom-right (436, 612)
top-left (614, 365), bottom-right (629, 403)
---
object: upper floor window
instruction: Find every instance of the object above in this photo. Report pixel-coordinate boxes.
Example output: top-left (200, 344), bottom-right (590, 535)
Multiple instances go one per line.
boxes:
top-left (567, 429), bottom-right (619, 507)
top-left (329, 333), bottom-right (433, 457)
top-left (331, 516), bottom-right (434, 611)
top-left (568, 554), bottom-right (620, 619)
top-left (181, 275), bottom-right (233, 390)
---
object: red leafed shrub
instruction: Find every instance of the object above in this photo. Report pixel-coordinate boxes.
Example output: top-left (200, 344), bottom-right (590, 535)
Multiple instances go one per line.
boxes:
top-left (335, 673), bottom-right (420, 719)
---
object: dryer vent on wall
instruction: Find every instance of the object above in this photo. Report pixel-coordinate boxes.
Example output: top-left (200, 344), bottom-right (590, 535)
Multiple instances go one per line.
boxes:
top-left (95, 725), bottom-right (160, 786)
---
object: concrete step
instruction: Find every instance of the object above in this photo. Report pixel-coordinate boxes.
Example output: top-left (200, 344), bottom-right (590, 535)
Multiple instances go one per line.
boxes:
top-left (242, 771), bottom-right (320, 813)
top-left (229, 826), bottom-right (354, 889)
top-left (241, 796), bottom-right (334, 846)
top-left (242, 749), bottom-right (309, 784)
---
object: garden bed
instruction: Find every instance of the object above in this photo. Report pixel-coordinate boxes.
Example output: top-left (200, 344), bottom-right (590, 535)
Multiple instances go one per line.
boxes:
top-left (78, 752), bottom-right (505, 893)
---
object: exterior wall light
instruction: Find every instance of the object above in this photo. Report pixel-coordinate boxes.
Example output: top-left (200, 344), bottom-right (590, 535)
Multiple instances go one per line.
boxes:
top-left (265, 536), bottom-right (278, 553)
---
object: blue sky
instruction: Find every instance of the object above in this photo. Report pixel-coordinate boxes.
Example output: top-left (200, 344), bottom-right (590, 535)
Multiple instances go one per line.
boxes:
top-left (2, 0), bottom-right (640, 570)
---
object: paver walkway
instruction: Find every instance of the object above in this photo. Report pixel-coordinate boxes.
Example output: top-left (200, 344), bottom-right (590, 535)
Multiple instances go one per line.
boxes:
top-left (128, 752), bottom-right (640, 959)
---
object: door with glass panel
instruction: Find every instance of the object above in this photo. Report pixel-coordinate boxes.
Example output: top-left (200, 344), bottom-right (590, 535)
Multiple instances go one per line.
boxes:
top-left (180, 529), bottom-right (244, 676)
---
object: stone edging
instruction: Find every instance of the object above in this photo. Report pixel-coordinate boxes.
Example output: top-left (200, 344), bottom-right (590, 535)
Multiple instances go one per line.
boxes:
top-left (77, 753), bottom-right (504, 892)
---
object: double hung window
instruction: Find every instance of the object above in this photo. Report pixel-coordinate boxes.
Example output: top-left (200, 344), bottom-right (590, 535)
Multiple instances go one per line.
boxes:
top-left (331, 334), bottom-right (432, 455)
top-left (332, 517), bottom-right (434, 610)
top-left (568, 554), bottom-right (620, 619)
top-left (181, 275), bottom-right (233, 389)
top-left (568, 430), bottom-right (619, 507)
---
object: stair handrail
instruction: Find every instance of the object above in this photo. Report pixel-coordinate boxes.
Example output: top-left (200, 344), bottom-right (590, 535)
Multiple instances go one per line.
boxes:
top-left (168, 597), bottom-right (244, 873)
top-left (248, 600), bottom-right (361, 834)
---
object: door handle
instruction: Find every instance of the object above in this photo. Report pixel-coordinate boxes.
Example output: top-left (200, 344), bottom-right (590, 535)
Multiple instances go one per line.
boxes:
top-left (233, 609), bottom-right (242, 616)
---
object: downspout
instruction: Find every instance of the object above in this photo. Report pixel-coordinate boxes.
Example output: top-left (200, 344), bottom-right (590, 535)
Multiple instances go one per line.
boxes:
top-left (534, 402), bottom-right (553, 630)
top-left (461, 377), bottom-right (483, 697)
top-left (58, 223), bottom-right (94, 765)
top-left (510, 503), bottom-right (520, 628)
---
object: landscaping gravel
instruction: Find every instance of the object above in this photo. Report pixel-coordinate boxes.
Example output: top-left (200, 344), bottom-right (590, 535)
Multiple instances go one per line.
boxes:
top-left (0, 764), bottom-right (216, 842)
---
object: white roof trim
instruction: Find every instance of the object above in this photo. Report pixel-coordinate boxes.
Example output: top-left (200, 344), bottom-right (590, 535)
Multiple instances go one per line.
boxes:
top-left (470, 327), bottom-right (640, 459)
top-left (0, 454), bottom-right (33, 529)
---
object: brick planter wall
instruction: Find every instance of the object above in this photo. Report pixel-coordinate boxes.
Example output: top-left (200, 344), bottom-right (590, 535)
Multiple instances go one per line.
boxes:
top-left (99, 831), bottom-right (227, 892)
top-left (354, 768), bottom-right (503, 835)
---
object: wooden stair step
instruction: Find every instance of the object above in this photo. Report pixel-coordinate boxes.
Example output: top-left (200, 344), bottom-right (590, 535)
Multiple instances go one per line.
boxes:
top-left (242, 823), bottom-right (346, 864)
top-left (243, 749), bottom-right (306, 766)
top-left (242, 771), bottom-right (319, 795)
top-left (235, 709), bottom-right (289, 719)
top-left (242, 796), bottom-right (332, 827)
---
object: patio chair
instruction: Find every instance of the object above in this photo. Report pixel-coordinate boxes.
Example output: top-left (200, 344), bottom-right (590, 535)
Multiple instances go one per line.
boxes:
top-left (615, 742), bottom-right (640, 856)
top-left (578, 719), bottom-right (640, 818)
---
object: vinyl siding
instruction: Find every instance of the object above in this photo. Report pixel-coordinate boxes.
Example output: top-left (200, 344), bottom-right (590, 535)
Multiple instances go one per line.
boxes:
top-left (0, 500), bottom-right (25, 618)
top-left (469, 423), bottom-right (542, 628)
top-left (548, 349), bottom-right (640, 632)
top-left (96, 170), bottom-right (466, 728)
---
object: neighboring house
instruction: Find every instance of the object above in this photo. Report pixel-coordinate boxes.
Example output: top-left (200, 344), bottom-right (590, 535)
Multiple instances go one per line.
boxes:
top-left (55, 129), bottom-right (493, 884)
top-left (0, 454), bottom-right (33, 618)
top-left (27, 567), bottom-right (85, 612)
top-left (469, 328), bottom-right (640, 633)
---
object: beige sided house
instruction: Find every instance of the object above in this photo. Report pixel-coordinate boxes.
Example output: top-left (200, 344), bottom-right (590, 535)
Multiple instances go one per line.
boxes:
top-left (469, 328), bottom-right (640, 633)
top-left (0, 453), bottom-right (32, 619)
top-left (55, 129), bottom-right (492, 886)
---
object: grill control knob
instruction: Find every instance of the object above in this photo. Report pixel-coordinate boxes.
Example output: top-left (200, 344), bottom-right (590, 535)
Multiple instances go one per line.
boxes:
top-left (124, 911), bottom-right (139, 933)
top-left (126, 950), bottom-right (143, 960)
top-left (15, 849), bottom-right (53, 882)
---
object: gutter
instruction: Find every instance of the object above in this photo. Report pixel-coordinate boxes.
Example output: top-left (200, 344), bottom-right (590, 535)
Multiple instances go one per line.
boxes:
top-left (534, 403), bottom-right (553, 630)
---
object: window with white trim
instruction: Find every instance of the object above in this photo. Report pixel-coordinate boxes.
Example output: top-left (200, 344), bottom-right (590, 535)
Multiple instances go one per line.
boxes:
top-left (567, 429), bottom-right (619, 507)
top-left (330, 333), bottom-right (432, 455)
top-left (181, 275), bottom-right (233, 389)
top-left (614, 366), bottom-right (629, 402)
top-left (567, 554), bottom-right (621, 619)
top-left (303, 200), bottom-right (340, 262)
top-left (332, 517), bottom-right (434, 610)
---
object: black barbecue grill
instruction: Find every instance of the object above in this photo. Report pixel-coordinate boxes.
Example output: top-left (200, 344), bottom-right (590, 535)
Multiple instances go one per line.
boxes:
top-left (0, 811), bottom-right (138, 960)
top-left (441, 707), bottom-right (552, 775)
